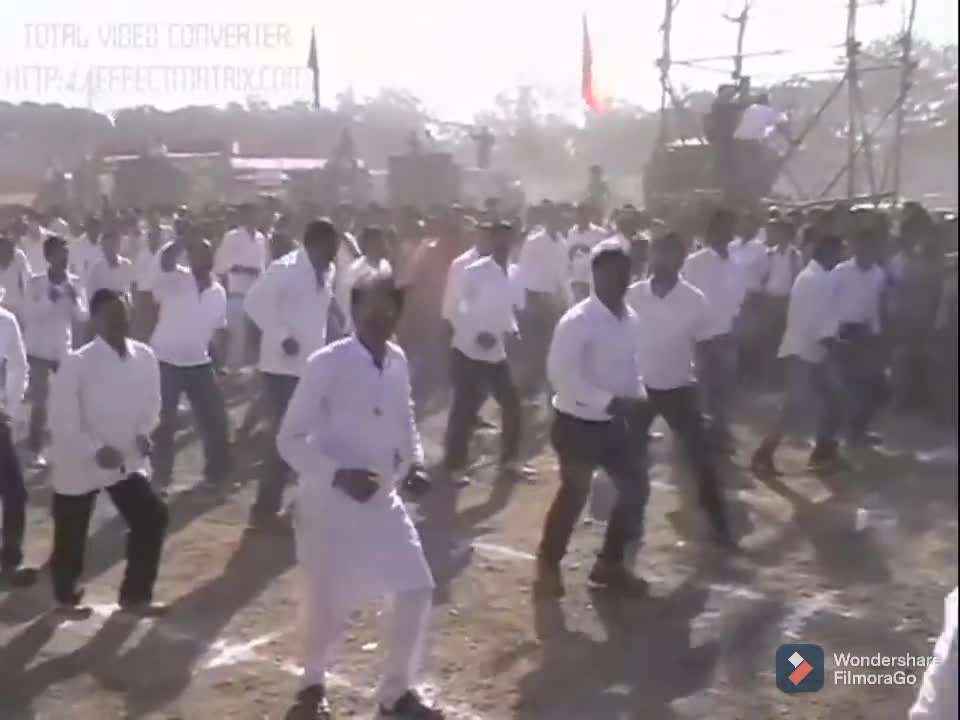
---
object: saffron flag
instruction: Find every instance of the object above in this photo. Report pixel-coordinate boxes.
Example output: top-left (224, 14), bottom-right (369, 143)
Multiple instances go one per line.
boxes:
top-left (581, 14), bottom-right (600, 112)
top-left (307, 28), bottom-right (320, 110)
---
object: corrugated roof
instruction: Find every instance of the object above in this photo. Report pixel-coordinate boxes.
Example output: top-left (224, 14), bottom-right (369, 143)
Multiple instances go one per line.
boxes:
top-left (231, 157), bottom-right (328, 171)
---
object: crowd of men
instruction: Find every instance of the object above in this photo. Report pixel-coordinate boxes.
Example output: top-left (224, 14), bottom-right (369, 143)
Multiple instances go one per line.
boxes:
top-left (0, 195), bottom-right (957, 719)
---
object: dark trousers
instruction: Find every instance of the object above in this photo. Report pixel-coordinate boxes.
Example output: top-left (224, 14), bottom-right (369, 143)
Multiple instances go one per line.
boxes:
top-left (516, 292), bottom-right (560, 399)
top-left (153, 362), bottom-right (231, 486)
top-left (50, 473), bottom-right (168, 605)
top-left (0, 420), bottom-right (27, 569)
top-left (838, 326), bottom-right (889, 438)
top-left (26, 356), bottom-right (58, 454)
top-left (539, 412), bottom-right (650, 566)
top-left (443, 349), bottom-right (522, 472)
top-left (695, 334), bottom-right (737, 437)
top-left (252, 372), bottom-right (299, 517)
top-left (632, 386), bottom-right (730, 536)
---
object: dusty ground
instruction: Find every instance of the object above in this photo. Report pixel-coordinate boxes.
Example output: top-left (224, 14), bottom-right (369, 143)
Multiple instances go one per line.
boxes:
top-left (0, 385), bottom-right (956, 720)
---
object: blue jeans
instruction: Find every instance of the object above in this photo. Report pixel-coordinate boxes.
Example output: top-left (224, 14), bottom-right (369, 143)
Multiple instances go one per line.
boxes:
top-left (251, 372), bottom-right (299, 517)
top-left (770, 356), bottom-right (845, 447)
top-left (695, 334), bottom-right (738, 436)
top-left (152, 362), bottom-right (232, 486)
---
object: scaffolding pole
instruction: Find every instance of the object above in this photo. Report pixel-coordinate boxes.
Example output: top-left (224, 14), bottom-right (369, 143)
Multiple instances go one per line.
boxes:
top-left (845, 0), bottom-right (861, 198)
top-left (725, 1), bottom-right (752, 84)
top-left (891, 0), bottom-right (919, 203)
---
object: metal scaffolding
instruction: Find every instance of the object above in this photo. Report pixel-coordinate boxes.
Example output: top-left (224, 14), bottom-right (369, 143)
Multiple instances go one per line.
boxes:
top-left (655, 0), bottom-right (920, 203)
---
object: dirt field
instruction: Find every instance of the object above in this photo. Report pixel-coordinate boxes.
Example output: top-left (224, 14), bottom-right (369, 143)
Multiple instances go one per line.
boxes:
top-left (0, 388), bottom-right (956, 720)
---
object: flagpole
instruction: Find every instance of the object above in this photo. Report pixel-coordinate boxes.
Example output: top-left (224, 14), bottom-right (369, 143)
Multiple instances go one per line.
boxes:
top-left (307, 28), bottom-right (320, 111)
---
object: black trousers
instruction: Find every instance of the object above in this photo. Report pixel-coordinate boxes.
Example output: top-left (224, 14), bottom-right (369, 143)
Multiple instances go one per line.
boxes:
top-left (0, 420), bottom-right (27, 570)
top-left (251, 372), bottom-right (299, 517)
top-left (516, 292), bottom-right (560, 398)
top-left (539, 412), bottom-right (650, 566)
top-left (631, 386), bottom-right (730, 537)
top-left (50, 473), bottom-right (169, 605)
top-left (443, 349), bottom-right (522, 472)
top-left (837, 325), bottom-right (889, 438)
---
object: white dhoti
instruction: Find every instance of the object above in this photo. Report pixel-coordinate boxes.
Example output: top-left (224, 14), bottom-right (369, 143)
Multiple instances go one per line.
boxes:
top-left (294, 487), bottom-right (435, 705)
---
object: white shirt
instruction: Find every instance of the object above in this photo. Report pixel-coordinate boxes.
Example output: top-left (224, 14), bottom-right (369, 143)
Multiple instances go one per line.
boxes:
top-left (0, 305), bottom-right (28, 419)
top-left (48, 337), bottom-right (161, 495)
top-left (832, 258), bottom-right (885, 333)
top-left (151, 258), bottom-right (227, 367)
top-left (86, 255), bottom-right (135, 296)
top-left (69, 235), bottom-right (103, 289)
top-left (909, 588), bottom-right (958, 720)
top-left (20, 231), bottom-right (48, 276)
top-left (777, 259), bottom-right (840, 363)
top-left (0, 248), bottom-right (32, 312)
top-left (682, 247), bottom-right (747, 339)
top-left (627, 278), bottom-right (709, 391)
top-left (245, 249), bottom-right (336, 378)
top-left (126, 231), bottom-right (168, 293)
top-left (548, 296), bottom-right (645, 422)
top-left (565, 224), bottom-right (607, 286)
top-left (507, 263), bottom-right (527, 313)
top-left (441, 247), bottom-right (480, 322)
top-left (214, 227), bottom-right (267, 296)
top-left (765, 247), bottom-right (802, 297)
top-left (277, 337), bottom-right (432, 604)
top-left (731, 236), bottom-right (770, 293)
top-left (20, 273), bottom-right (88, 362)
top-left (734, 103), bottom-right (784, 141)
top-left (452, 256), bottom-right (518, 364)
top-left (516, 228), bottom-right (571, 301)
top-left (337, 255), bottom-right (393, 331)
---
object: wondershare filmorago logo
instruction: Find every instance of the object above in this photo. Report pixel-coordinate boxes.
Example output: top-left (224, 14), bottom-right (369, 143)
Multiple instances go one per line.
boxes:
top-left (776, 644), bottom-right (825, 693)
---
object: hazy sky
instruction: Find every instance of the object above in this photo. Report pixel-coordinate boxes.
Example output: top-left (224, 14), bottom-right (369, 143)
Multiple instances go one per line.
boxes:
top-left (2, 0), bottom-right (957, 121)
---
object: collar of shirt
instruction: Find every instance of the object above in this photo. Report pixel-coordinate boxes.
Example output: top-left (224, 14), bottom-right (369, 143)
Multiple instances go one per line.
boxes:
top-left (296, 246), bottom-right (333, 285)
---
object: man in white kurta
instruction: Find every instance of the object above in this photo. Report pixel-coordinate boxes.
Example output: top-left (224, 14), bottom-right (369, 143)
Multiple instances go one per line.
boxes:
top-left (48, 288), bottom-right (168, 614)
top-left (277, 270), bottom-right (445, 719)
